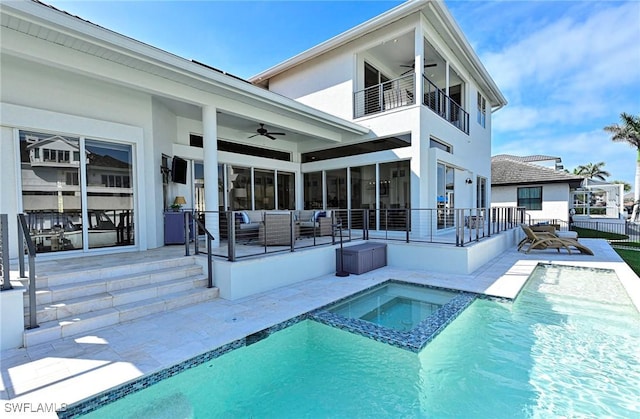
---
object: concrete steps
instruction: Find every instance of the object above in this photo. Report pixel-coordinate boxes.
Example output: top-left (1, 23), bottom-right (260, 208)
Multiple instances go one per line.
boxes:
top-left (22, 256), bottom-right (218, 347)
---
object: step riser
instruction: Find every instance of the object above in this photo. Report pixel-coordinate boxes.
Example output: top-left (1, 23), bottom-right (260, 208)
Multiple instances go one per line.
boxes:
top-left (38, 257), bottom-right (198, 287)
top-left (119, 288), bottom-right (219, 323)
top-left (27, 276), bottom-right (207, 324)
top-left (22, 258), bottom-right (217, 347)
top-left (26, 266), bottom-right (203, 306)
top-left (23, 288), bottom-right (219, 347)
top-left (33, 295), bottom-right (113, 324)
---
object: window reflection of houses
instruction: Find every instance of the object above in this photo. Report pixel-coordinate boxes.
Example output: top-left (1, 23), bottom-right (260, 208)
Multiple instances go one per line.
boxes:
top-left (20, 132), bottom-right (134, 253)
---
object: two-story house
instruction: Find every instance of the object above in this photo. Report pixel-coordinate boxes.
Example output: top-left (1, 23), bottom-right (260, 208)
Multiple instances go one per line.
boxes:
top-left (1, 0), bottom-right (506, 260)
top-left (251, 0), bottom-right (506, 231)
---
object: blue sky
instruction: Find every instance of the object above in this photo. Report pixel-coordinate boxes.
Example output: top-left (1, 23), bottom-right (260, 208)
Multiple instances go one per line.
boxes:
top-left (47, 0), bottom-right (640, 185)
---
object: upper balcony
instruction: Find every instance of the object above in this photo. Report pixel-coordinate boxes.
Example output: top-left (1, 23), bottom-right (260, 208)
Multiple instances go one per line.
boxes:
top-left (353, 73), bottom-right (469, 134)
top-left (353, 32), bottom-right (470, 134)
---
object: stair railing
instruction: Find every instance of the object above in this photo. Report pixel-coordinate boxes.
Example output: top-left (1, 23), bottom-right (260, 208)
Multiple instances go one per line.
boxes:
top-left (1, 214), bottom-right (11, 291)
top-left (17, 213), bottom-right (38, 329)
top-left (190, 212), bottom-right (214, 289)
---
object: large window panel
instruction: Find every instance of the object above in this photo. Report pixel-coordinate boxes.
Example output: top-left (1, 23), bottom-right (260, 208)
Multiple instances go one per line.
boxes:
top-left (194, 162), bottom-right (205, 212)
top-left (437, 163), bottom-right (455, 229)
top-left (20, 131), bottom-right (83, 253)
top-left (254, 169), bottom-right (275, 210)
top-left (350, 165), bottom-right (376, 229)
top-left (85, 139), bottom-right (134, 249)
top-left (476, 176), bottom-right (487, 209)
top-left (304, 172), bottom-right (323, 209)
top-left (326, 168), bottom-right (347, 209)
top-left (379, 161), bottom-right (410, 230)
top-left (228, 166), bottom-right (252, 210)
top-left (277, 171), bottom-right (295, 210)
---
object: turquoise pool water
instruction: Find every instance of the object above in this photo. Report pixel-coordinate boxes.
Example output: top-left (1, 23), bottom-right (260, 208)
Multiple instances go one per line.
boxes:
top-left (84, 264), bottom-right (640, 418)
top-left (328, 282), bottom-right (456, 331)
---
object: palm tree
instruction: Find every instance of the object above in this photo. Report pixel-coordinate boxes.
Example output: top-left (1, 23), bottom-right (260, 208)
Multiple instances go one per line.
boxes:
top-left (605, 113), bottom-right (640, 220)
top-left (574, 162), bottom-right (611, 180)
top-left (612, 180), bottom-right (632, 193)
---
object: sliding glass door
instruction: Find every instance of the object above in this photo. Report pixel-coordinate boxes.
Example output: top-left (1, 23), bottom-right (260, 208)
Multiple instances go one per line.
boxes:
top-left (85, 140), bottom-right (134, 249)
top-left (20, 131), bottom-right (135, 253)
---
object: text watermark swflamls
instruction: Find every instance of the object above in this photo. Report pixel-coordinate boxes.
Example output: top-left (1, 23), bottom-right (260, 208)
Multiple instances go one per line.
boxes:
top-left (4, 402), bottom-right (67, 415)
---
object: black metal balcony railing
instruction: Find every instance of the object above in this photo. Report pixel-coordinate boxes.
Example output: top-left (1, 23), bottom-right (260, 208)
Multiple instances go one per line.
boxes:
top-left (423, 76), bottom-right (469, 134)
top-left (189, 206), bottom-right (523, 262)
top-left (353, 73), bottom-right (469, 134)
top-left (353, 74), bottom-right (415, 118)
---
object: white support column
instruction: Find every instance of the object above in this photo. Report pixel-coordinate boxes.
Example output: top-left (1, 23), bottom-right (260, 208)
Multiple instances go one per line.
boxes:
top-left (444, 61), bottom-right (451, 122)
top-left (414, 22), bottom-right (425, 101)
top-left (202, 105), bottom-right (220, 246)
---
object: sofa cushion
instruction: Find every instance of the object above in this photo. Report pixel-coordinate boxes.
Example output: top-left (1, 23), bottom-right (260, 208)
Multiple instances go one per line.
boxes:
top-left (313, 210), bottom-right (326, 221)
top-left (238, 222), bottom-right (260, 231)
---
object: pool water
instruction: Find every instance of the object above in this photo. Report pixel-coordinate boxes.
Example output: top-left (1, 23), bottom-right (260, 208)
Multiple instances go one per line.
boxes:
top-left (328, 282), bottom-right (456, 331)
top-left (83, 264), bottom-right (640, 418)
top-left (359, 296), bottom-right (438, 330)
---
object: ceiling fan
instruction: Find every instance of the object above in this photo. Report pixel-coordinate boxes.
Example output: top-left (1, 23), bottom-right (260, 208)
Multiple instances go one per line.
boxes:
top-left (248, 123), bottom-right (286, 140)
top-left (400, 62), bottom-right (437, 75)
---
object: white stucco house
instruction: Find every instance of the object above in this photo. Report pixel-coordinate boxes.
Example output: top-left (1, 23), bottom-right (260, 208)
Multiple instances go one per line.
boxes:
top-left (1, 0), bottom-right (506, 260)
top-left (491, 155), bottom-right (626, 225)
top-left (491, 155), bottom-right (583, 224)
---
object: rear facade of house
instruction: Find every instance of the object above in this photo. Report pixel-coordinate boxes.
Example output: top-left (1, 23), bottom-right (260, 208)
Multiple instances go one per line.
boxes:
top-left (0, 0), bottom-right (506, 260)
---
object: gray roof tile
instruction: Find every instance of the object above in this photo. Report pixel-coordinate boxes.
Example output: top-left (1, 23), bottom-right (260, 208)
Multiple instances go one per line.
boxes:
top-left (491, 156), bottom-right (583, 186)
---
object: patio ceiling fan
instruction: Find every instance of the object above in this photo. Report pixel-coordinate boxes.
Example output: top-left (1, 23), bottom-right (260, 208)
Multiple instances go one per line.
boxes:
top-left (248, 123), bottom-right (286, 140)
top-left (400, 62), bottom-right (437, 75)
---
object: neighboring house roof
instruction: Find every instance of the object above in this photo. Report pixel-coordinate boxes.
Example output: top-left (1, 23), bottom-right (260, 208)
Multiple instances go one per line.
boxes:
top-left (249, 0), bottom-right (507, 109)
top-left (25, 135), bottom-right (79, 151)
top-left (492, 154), bottom-right (561, 163)
top-left (491, 156), bottom-right (583, 187)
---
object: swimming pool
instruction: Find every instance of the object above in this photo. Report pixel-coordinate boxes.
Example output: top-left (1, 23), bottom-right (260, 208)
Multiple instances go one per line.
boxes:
top-left (327, 282), bottom-right (458, 331)
top-left (72, 264), bottom-right (640, 418)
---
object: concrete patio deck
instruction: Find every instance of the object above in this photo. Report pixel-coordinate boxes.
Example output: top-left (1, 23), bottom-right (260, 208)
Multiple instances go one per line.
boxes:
top-left (1, 238), bottom-right (638, 417)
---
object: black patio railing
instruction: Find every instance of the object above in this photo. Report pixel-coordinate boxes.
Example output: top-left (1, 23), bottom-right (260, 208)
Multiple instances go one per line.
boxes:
top-left (1, 214), bottom-right (11, 291)
top-left (188, 206), bottom-right (523, 262)
top-left (17, 213), bottom-right (38, 329)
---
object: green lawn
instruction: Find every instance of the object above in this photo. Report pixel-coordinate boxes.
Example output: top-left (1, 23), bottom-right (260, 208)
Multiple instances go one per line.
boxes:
top-left (571, 226), bottom-right (628, 240)
top-left (614, 248), bottom-right (640, 276)
top-left (570, 227), bottom-right (640, 275)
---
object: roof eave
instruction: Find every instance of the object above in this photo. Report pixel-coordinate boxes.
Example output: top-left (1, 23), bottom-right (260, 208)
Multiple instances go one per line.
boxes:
top-left (249, 0), bottom-right (428, 84)
top-left (249, 0), bottom-right (507, 108)
top-left (428, 1), bottom-right (507, 108)
top-left (492, 179), bottom-right (584, 187)
top-left (7, 0), bottom-right (369, 136)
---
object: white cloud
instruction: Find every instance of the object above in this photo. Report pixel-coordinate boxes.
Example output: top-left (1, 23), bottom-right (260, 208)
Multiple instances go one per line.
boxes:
top-left (484, 2), bottom-right (640, 96)
top-left (481, 1), bottom-right (640, 186)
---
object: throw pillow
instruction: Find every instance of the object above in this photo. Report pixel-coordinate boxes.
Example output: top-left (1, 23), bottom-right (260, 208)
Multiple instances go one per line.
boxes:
top-left (313, 210), bottom-right (326, 222)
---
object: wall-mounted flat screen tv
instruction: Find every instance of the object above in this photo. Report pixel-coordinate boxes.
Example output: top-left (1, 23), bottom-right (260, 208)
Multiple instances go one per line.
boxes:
top-left (171, 157), bottom-right (188, 184)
